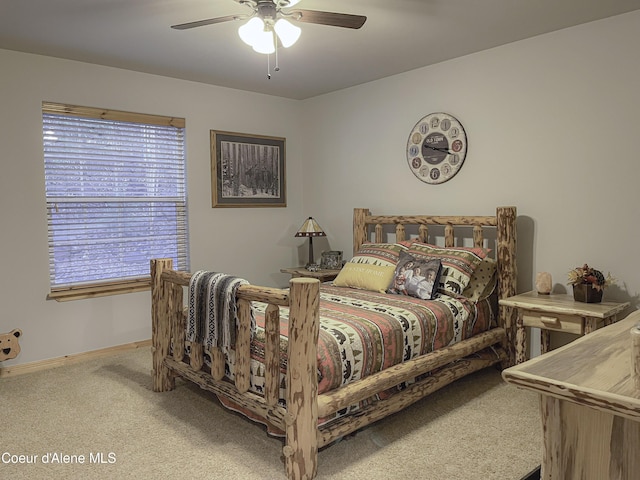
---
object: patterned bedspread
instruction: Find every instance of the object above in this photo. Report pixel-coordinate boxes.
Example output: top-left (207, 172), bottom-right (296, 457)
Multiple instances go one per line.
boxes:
top-left (223, 285), bottom-right (495, 398)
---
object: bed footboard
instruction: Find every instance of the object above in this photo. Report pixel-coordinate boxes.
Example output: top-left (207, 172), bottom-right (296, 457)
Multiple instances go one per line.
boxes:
top-left (150, 258), bottom-right (321, 480)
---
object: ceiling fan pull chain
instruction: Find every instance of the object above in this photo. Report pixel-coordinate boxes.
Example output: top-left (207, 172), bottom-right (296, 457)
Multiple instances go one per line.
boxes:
top-left (267, 53), bottom-right (271, 79)
top-left (274, 43), bottom-right (280, 72)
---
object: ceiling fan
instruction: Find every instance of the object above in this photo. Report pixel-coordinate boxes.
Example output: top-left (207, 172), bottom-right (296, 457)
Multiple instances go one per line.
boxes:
top-left (171, 0), bottom-right (367, 56)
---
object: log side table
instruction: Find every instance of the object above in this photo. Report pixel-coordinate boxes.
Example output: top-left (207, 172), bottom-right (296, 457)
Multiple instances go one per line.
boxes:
top-left (499, 290), bottom-right (629, 364)
top-left (280, 267), bottom-right (341, 283)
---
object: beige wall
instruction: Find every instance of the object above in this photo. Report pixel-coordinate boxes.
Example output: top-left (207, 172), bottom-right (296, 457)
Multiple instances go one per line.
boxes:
top-left (302, 11), bottom-right (640, 324)
top-left (0, 50), bottom-right (305, 366)
top-left (2, 10), bottom-right (639, 366)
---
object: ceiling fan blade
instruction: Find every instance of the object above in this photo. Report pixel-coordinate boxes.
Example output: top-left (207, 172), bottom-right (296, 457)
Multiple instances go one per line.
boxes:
top-left (171, 14), bottom-right (242, 30)
top-left (290, 9), bottom-right (367, 29)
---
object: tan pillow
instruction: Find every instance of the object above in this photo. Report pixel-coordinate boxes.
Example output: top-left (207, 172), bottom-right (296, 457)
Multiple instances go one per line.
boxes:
top-left (333, 262), bottom-right (396, 293)
top-left (462, 258), bottom-right (497, 301)
top-left (350, 241), bottom-right (414, 267)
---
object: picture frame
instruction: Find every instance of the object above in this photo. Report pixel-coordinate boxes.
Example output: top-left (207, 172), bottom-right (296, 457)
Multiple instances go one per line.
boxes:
top-left (210, 130), bottom-right (286, 208)
top-left (320, 251), bottom-right (343, 270)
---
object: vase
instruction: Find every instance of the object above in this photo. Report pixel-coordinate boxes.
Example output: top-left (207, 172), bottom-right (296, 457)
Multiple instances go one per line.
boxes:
top-left (572, 284), bottom-right (603, 303)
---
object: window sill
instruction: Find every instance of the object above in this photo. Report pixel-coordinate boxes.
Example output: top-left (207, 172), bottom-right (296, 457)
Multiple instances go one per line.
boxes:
top-left (47, 279), bottom-right (151, 302)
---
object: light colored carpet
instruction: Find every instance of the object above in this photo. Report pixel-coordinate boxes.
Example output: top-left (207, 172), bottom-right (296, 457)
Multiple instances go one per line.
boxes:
top-left (0, 347), bottom-right (541, 479)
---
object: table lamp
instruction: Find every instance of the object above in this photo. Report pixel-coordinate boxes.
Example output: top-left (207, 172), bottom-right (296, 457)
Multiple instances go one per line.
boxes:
top-left (295, 216), bottom-right (326, 266)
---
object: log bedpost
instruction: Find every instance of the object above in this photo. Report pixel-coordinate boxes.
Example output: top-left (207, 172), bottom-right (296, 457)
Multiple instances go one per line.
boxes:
top-left (151, 258), bottom-right (177, 392)
top-left (353, 208), bottom-right (370, 255)
top-left (284, 277), bottom-right (320, 480)
top-left (496, 206), bottom-right (518, 367)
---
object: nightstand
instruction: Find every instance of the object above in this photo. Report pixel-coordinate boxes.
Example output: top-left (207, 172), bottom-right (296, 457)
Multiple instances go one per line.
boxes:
top-left (280, 267), bottom-right (341, 283)
top-left (499, 291), bottom-right (629, 364)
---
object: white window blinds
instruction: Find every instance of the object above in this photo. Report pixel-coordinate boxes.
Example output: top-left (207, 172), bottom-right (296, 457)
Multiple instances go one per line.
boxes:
top-left (42, 102), bottom-right (189, 300)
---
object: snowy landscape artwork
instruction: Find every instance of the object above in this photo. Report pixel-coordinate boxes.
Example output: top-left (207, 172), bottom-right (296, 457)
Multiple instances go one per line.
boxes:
top-left (211, 130), bottom-right (286, 207)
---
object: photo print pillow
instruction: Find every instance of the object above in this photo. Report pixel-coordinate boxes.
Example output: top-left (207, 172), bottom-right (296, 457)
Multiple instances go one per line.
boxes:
top-left (407, 242), bottom-right (489, 297)
top-left (388, 251), bottom-right (442, 300)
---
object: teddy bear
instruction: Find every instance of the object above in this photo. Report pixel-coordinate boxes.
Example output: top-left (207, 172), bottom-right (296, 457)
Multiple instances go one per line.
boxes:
top-left (0, 329), bottom-right (22, 361)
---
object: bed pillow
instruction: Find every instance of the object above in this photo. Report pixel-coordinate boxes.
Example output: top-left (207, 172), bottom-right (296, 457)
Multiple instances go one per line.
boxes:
top-left (349, 241), bottom-right (413, 267)
top-left (388, 251), bottom-right (442, 300)
top-left (407, 242), bottom-right (489, 297)
top-left (462, 258), bottom-right (497, 301)
top-left (332, 262), bottom-right (396, 293)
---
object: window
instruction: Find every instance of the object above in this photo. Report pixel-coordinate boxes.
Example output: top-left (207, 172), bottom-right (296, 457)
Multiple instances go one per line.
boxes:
top-left (42, 102), bottom-right (189, 301)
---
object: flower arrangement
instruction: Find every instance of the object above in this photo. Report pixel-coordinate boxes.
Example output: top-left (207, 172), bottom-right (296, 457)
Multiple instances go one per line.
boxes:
top-left (567, 264), bottom-right (615, 292)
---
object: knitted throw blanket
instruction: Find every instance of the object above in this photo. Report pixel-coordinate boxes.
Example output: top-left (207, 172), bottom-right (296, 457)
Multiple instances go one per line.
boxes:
top-left (187, 271), bottom-right (253, 351)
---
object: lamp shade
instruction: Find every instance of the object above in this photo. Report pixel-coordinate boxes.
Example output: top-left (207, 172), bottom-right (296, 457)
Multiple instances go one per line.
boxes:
top-left (295, 216), bottom-right (325, 267)
top-left (251, 30), bottom-right (276, 54)
top-left (295, 217), bottom-right (326, 237)
top-left (274, 19), bottom-right (301, 48)
top-left (238, 17), bottom-right (276, 54)
top-left (238, 17), bottom-right (265, 46)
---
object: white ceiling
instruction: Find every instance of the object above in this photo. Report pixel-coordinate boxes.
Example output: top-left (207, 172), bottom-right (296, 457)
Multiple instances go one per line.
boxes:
top-left (2, 0), bottom-right (639, 100)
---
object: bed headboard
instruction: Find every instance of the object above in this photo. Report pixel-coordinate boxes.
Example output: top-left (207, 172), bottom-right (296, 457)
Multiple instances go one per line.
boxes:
top-left (352, 206), bottom-right (518, 364)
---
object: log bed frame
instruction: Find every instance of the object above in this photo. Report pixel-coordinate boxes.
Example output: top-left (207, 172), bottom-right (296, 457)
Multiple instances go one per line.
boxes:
top-left (151, 206), bottom-right (517, 480)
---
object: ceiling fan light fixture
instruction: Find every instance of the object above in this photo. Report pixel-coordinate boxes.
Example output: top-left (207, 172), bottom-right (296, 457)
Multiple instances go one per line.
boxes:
top-left (251, 30), bottom-right (276, 54)
top-left (238, 17), bottom-right (266, 47)
top-left (238, 16), bottom-right (277, 54)
top-left (274, 18), bottom-right (301, 48)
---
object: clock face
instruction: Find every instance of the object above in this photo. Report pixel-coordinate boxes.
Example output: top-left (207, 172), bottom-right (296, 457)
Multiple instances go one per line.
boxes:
top-left (407, 113), bottom-right (467, 184)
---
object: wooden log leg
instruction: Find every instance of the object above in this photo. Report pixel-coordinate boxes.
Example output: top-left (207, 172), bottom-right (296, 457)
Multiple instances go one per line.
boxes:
top-left (541, 394), bottom-right (640, 479)
top-left (540, 329), bottom-right (551, 355)
top-left (604, 314), bottom-right (617, 327)
top-left (540, 395), bottom-right (564, 479)
top-left (284, 278), bottom-right (320, 480)
top-left (151, 258), bottom-right (176, 392)
top-left (515, 310), bottom-right (527, 364)
top-left (584, 317), bottom-right (598, 334)
top-left (631, 323), bottom-right (640, 393)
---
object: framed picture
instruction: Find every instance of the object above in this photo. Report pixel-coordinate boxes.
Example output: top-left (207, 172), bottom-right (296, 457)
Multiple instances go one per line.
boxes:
top-left (210, 130), bottom-right (286, 208)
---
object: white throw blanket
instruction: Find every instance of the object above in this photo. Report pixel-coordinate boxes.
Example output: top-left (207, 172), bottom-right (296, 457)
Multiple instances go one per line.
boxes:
top-left (187, 271), bottom-right (253, 351)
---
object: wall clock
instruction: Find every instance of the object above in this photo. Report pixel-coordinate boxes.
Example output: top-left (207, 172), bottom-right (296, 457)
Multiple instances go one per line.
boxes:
top-left (406, 112), bottom-right (467, 184)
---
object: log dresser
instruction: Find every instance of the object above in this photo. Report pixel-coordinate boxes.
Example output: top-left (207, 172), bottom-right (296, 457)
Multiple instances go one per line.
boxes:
top-left (499, 291), bottom-right (629, 364)
top-left (502, 310), bottom-right (640, 480)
